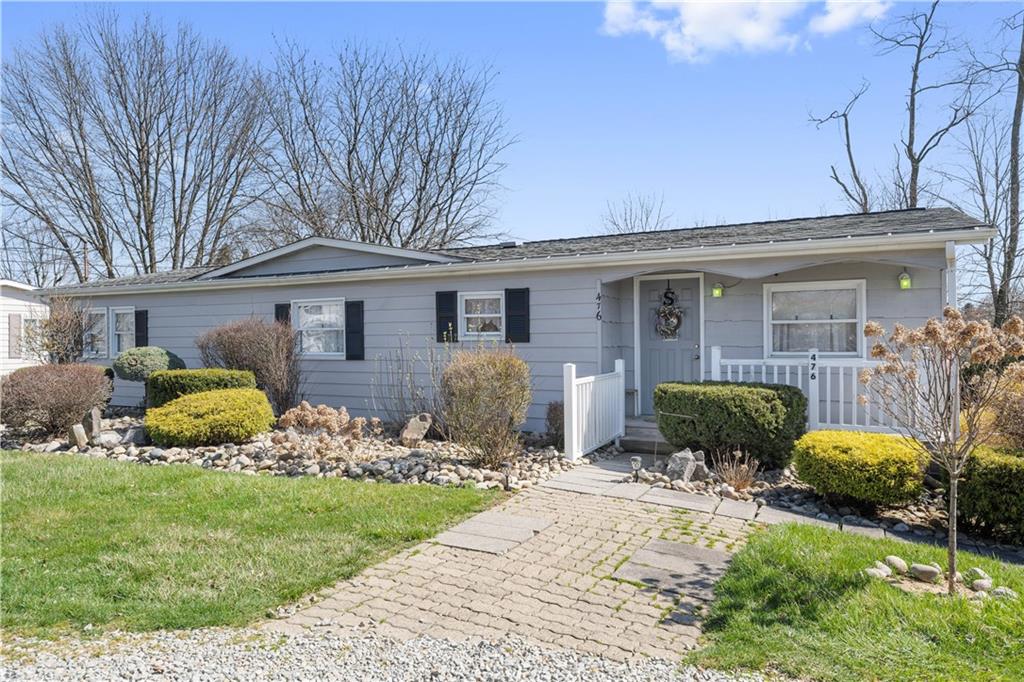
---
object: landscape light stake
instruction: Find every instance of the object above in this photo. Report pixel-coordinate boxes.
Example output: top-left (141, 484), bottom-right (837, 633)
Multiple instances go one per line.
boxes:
top-left (630, 456), bottom-right (642, 482)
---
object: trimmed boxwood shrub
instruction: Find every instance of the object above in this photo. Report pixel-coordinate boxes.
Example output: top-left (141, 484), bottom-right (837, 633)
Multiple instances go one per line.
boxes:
top-left (792, 430), bottom-right (928, 506)
top-left (653, 381), bottom-right (807, 468)
top-left (112, 346), bottom-right (185, 383)
top-left (145, 388), bottom-right (274, 447)
top-left (147, 368), bottom-right (256, 408)
top-left (960, 446), bottom-right (1024, 542)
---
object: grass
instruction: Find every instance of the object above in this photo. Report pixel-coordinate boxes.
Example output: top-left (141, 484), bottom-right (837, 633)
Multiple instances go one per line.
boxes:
top-left (689, 523), bottom-right (1024, 682)
top-left (0, 450), bottom-right (498, 636)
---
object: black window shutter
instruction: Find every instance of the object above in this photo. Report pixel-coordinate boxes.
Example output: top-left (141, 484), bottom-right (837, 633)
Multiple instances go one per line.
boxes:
top-left (274, 303), bottom-right (291, 324)
top-left (505, 288), bottom-right (530, 343)
top-left (134, 310), bottom-right (149, 347)
top-left (345, 301), bottom-right (364, 360)
top-left (435, 291), bottom-right (458, 342)
top-left (8, 314), bottom-right (22, 359)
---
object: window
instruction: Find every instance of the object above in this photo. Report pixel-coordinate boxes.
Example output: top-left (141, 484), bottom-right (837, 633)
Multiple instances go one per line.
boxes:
top-left (110, 307), bottom-right (135, 355)
top-left (293, 299), bottom-right (345, 356)
top-left (764, 280), bottom-right (865, 356)
top-left (83, 309), bottom-right (108, 358)
top-left (459, 292), bottom-right (504, 340)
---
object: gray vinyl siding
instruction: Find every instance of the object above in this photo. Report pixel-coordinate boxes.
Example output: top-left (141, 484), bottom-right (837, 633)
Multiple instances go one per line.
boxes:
top-left (80, 270), bottom-right (603, 430)
top-left (224, 245), bottom-right (433, 278)
top-left (68, 247), bottom-right (951, 428)
top-left (702, 261), bottom-right (943, 370)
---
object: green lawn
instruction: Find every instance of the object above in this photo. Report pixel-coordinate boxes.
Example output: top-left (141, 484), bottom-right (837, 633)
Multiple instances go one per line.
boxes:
top-left (0, 450), bottom-right (498, 635)
top-left (689, 523), bottom-right (1024, 682)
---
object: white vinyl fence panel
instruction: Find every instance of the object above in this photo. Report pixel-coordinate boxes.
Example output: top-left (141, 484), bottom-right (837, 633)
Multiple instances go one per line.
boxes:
top-left (710, 346), bottom-right (895, 433)
top-left (563, 359), bottom-right (626, 460)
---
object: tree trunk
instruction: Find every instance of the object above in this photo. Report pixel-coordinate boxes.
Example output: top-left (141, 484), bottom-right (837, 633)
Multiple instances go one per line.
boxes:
top-left (947, 474), bottom-right (959, 595)
top-left (996, 22), bottom-right (1024, 326)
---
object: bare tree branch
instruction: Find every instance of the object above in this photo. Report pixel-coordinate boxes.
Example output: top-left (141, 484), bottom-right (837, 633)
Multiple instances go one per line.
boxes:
top-left (600, 192), bottom-right (672, 234)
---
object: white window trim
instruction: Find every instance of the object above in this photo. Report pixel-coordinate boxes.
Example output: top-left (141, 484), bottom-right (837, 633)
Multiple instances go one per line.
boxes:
top-left (763, 279), bottom-right (866, 358)
top-left (292, 297), bottom-right (346, 358)
top-left (458, 291), bottom-right (505, 341)
top-left (109, 306), bottom-right (136, 357)
top-left (83, 308), bottom-right (109, 359)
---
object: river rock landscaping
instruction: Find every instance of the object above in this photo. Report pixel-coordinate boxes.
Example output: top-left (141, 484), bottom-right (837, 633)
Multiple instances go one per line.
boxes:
top-left (1, 410), bottom-right (606, 491)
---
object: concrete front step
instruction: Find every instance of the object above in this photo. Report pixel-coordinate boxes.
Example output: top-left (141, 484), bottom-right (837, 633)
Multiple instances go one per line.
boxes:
top-left (623, 418), bottom-right (670, 454)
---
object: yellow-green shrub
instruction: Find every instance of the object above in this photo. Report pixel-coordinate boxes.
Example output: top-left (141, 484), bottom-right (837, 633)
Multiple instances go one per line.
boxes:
top-left (145, 388), bottom-right (274, 447)
top-left (147, 368), bottom-right (256, 407)
top-left (792, 430), bottom-right (928, 506)
top-left (960, 446), bottom-right (1024, 542)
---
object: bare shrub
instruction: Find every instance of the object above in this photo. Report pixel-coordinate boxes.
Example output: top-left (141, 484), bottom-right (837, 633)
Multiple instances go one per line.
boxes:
top-left (711, 449), bottom-right (760, 491)
top-left (1, 364), bottom-right (111, 434)
top-left (369, 336), bottom-right (450, 430)
top-left (546, 401), bottom-right (564, 449)
top-left (441, 347), bottom-right (531, 468)
top-left (196, 318), bottom-right (300, 414)
top-left (22, 296), bottom-right (89, 363)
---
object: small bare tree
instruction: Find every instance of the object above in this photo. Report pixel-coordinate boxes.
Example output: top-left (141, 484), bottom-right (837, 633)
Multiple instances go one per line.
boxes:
top-left (859, 308), bottom-right (1024, 594)
top-left (601, 192), bottom-right (672, 234)
top-left (22, 297), bottom-right (91, 364)
top-left (258, 43), bottom-right (511, 250)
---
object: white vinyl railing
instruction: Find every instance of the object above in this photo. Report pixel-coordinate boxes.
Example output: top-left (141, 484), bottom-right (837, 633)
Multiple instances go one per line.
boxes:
top-left (710, 346), bottom-right (895, 433)
top-left (563, 359), bottom-right (626, 460)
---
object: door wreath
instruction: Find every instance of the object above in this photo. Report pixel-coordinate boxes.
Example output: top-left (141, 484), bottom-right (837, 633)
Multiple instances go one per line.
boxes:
top-left (656, 281), bottom-right (683, 340)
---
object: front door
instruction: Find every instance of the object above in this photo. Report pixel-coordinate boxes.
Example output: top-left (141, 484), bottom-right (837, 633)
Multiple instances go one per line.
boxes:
top-left (640, 277), bottom-right (701, 415)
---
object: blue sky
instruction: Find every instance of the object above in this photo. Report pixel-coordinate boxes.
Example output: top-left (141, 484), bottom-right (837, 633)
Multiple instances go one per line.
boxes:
top-left (2, 1), bottom-right (1015, 242)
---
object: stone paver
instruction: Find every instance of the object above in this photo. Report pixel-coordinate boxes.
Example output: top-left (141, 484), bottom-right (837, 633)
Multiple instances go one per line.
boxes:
top-left (715, 498), bottom-right (759, 521)
top-left (640, 487), bottom-right (721, 513)
top-left (274, 484), bottom-right (758, 662)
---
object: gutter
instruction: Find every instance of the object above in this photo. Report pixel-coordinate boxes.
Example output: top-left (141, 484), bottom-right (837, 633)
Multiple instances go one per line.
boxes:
top-left (45, 227), bottom-right (995, 297)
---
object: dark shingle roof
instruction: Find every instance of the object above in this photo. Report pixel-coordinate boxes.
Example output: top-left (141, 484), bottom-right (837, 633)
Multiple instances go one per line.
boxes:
top-left (49, 208), bottom-right (985, 292)
top-left (53, 266), bottom-right (214, 291)
top-left (442, 208), bottom-right (986, 261)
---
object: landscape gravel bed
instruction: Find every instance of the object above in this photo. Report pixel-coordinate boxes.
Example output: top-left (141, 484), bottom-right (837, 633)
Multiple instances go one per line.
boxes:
top-left (2, 628), bottom-right (768, 682)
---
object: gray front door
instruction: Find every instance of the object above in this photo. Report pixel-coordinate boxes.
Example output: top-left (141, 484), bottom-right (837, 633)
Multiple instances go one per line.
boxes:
top-left (640, 277), bottom-right (701, 415)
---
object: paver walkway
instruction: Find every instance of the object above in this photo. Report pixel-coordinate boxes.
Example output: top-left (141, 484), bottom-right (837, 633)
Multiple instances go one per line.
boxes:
top-left (269, 455), bottom-right (1021, 663)
top-left (268, 479), bottom-right (753, 662)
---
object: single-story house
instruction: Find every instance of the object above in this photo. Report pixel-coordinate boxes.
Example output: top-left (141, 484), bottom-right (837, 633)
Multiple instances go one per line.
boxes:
top-left (2, 280), bottom-right (47, 375)
top-left (45, 207), bottom-right (991, 449)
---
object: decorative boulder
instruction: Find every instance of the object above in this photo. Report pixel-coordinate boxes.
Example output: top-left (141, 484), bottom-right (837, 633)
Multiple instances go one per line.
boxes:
top-left (400, 413), bottom-right (432, 447)
top-left (68, 423), bottom-right (89, 449)
top-left (83, 406), bottom-right (103, 439)
top-left (93, 431), bottom-right (122, 449)
top-left (884, 555), bottom-right (908, 575)
top-left (909, 563), bottom-right (942, 583)
top-left (666, 449), bottom-right (701, 482)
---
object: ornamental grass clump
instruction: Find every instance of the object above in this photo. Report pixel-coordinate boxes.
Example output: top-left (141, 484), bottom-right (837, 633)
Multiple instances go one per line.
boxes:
top-left (859, 306), bottom-right (1024, 594)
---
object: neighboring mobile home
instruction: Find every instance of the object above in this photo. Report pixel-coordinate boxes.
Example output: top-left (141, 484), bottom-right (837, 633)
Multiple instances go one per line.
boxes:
top-left (45, 208), bottom-right (992, 438)
top-left (1, 280), bottom-right (47, 375)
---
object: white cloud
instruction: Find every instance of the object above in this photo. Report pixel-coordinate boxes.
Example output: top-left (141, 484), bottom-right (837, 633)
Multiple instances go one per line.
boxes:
top-left (808, 0), bottom-right (890, 35)
top-left (602, 1), bottom-right (889, 62)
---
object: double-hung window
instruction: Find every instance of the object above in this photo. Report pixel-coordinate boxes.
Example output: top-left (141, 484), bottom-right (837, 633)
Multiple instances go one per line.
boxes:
top-left (293, 299), bottom-right (345, 356)
top-left (459, 291), bottom-right (504, 340)
top-left (110, 307), bottom-right (135, 355)
top-left (764, 280), bottom-right (865, 356)
top-left (83, 309), bottom-right (108, 359)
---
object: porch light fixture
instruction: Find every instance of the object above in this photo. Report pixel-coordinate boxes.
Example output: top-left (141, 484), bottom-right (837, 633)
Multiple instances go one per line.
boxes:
top-left (711, 282), bottom-right (724, 298)
top-left (630, 456), bottom-right (642, 482)
top-left (898, 270), bottom-right (912, 290)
